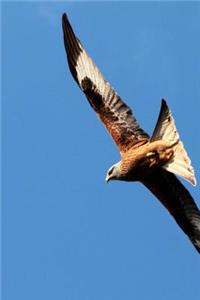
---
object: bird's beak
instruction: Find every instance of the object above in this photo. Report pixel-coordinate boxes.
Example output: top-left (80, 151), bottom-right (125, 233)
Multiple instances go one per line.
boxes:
top-left (105, 175), bottom-right (110, 183)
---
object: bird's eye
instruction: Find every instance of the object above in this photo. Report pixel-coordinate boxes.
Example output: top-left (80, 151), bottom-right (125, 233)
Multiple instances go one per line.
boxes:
top-left (108, 169), bottom-right (113, 176)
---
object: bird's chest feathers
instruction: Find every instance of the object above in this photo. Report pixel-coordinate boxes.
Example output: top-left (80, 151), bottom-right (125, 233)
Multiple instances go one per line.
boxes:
top-left (120, 141), bottom-right (173, 181)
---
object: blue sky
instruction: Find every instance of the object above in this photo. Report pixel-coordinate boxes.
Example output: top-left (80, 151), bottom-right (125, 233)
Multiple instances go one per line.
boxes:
top-left (2, 1), bottom-right (200, 300)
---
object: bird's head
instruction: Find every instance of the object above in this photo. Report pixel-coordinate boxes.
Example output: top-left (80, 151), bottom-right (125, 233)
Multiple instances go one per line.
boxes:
top-left (105, 162), bottom-right (121, 182)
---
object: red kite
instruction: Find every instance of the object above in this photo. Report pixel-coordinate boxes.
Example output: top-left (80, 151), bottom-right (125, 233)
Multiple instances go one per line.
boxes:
top-left (62, 13), bottom-right (200, 253)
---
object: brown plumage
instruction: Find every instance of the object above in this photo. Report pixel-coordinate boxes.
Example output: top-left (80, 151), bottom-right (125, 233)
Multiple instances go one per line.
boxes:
top-left (62, 13), bottom-right (200, 253)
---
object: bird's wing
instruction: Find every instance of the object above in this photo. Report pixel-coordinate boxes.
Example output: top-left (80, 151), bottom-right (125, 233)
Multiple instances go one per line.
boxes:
top-left (142, 168), bottom-right (200, 253)
top-left (62, 13), bottom-right (149, 153)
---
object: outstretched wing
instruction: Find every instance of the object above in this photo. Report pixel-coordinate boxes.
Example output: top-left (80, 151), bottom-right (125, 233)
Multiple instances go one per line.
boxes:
top-left (62, 13), bottom-right (149, 153)
top-left (142, 169), bottom-right (200, 253)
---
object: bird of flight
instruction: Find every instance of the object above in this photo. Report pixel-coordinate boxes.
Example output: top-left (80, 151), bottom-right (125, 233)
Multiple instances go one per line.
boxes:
top-left (62, 13), bottom-right (200, 253)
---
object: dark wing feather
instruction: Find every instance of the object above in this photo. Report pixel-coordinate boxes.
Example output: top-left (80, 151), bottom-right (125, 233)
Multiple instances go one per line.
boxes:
top-left (142, 169), bottom-right (200, 253)
top-left (62, 13), bottom-right (149, 153)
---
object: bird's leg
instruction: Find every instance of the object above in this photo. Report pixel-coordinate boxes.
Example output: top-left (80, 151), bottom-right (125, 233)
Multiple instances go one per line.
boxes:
top-left (159, 148), bottom-right (173, 161)
top-left (158, 139), bottom-right (179, 162)
top-left (146, 151), bottom-right (160, 168)
top-left (146, 147), bottom-right (174, 168)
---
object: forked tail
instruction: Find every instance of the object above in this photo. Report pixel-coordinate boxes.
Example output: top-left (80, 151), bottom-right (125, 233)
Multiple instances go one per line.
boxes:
top-left (151, 99), bottom-right (196, 185)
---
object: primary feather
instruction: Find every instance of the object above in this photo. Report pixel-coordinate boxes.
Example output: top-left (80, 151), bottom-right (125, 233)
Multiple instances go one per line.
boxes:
top-left (62, 13), bottom-right (200, 253)
top-left (62, 13), bottom-right (149, 153)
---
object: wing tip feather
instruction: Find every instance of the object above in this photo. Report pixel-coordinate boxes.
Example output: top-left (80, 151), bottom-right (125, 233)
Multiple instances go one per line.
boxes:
top-left (62, 13), bottom-right (68, 26)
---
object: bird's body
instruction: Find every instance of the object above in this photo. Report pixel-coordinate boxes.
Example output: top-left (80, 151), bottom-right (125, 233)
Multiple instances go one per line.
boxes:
top-left (62, 13), bottom-right (200, 253)
top-left (105, 140), bottom-right (173, 182)
top-left (118, 140), bottom-right (174, 181)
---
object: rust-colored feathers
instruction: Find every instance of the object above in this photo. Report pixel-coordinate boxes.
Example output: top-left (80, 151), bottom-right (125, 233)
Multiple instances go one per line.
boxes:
top-left (62, 13), bottom-right (149, 154)
top-left (62, 13), bottom-right (200, 253)
top-left (151, 100), bottom-right (196, 186)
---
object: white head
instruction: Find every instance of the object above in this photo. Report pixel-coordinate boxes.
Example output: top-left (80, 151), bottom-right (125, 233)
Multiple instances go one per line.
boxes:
top-left (105, 162), bottom-right (121, 182)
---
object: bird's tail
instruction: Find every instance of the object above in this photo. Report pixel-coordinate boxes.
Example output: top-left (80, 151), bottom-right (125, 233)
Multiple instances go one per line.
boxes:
top-left (151, 99), bottom-right (196, 186)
